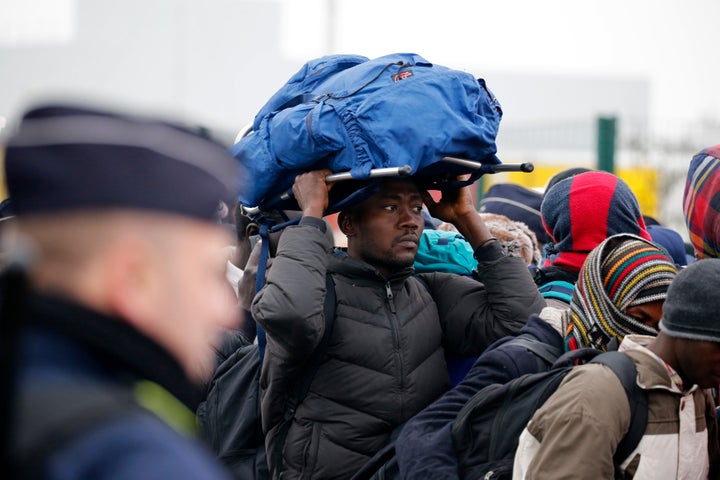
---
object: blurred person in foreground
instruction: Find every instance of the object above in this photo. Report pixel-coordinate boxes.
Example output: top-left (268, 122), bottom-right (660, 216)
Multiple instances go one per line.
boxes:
top-left (1, 104), bottom-right (238, 479)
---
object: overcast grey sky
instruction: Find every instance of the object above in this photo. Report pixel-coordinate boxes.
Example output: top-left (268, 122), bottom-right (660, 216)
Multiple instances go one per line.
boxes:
top-left (279, 0), bottom-right (719, 127)
top-left (1, 0), bottom-right (717, 131)
top-left (1, 0), bottom-right (716, 232)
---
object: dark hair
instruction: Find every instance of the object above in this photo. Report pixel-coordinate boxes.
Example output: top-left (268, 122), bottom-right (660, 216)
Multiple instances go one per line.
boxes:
top-left (234, 204), bottom-right (253, 243)
top-left (544, 167), bottom-right (593, 198)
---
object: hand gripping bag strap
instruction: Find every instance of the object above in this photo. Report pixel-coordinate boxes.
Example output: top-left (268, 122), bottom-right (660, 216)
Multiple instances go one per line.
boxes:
top-left (270, 274), bottom-right (336, 479)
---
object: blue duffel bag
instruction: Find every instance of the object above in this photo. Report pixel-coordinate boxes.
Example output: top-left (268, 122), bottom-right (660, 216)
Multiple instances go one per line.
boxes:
top-left (231, 52), bottom-right (505, 212)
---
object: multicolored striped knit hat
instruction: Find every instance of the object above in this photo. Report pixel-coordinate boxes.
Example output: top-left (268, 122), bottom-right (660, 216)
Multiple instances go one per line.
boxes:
top-left (541, 171), bottom-right (651, 273)
top-left (565, 233), bottom-right (678, 351)
top-left (683, 144), bottom-right (720, 259)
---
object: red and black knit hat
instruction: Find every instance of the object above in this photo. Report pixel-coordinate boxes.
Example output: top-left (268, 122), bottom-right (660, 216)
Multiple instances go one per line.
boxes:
top-left (541, 171), bottom-right (651, 273)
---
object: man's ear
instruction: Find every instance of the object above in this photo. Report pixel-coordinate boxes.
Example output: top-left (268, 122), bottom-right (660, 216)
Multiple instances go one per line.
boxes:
top-left (245, 222), bottom-right (260, 238)
top-left (338, 211), bottom-right (356, 237)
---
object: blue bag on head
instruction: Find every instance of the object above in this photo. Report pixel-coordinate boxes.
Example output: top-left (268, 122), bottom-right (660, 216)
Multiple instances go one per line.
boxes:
top-left (231, 53), bottom-right (503, 212)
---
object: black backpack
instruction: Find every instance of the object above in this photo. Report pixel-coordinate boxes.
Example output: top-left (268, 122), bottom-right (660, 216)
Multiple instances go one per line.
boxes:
top-left (348, 334), bottom-right (564, 480)
top-left (196, 274), bottom-right (336, 480)
top-left (451, 349), bottom-right (648, 480)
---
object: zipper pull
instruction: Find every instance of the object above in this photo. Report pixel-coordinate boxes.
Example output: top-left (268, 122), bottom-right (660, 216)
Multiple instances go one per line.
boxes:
top-left (385, 282), bottom-right (396, 313)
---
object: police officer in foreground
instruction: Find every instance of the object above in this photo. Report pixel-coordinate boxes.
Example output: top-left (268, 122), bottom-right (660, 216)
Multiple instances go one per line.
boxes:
top-left (1, 104), bottom-right (237, 479)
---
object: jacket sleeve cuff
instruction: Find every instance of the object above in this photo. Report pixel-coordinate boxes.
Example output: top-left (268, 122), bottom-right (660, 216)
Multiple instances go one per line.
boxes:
top-left (299, 216), bottom-right (328, 233)
top-left (474, 239), bottom-right (506, 262)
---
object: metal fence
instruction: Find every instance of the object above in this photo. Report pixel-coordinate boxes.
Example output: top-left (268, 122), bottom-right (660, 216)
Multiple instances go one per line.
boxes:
top-left (490, 116), bottom-right (720, 242)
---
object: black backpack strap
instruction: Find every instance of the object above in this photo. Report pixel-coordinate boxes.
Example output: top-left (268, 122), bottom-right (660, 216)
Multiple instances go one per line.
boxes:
top-left (271, 273), bottom-right (337, 478)
top-left (551, 346), bottom-right (603, 368)
top-left (504, 335), bottom-right (563, 367)
top-left (591, 351), bottom-right (648, 477)
top-left (349, 442), bottom-right (397, 480)
top-left (348, 418), bottom-right (408, 480)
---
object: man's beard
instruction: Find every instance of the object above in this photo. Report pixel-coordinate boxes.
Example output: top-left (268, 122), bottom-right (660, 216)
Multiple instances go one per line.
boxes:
top-left (360, 246), bottom-right (415, 275)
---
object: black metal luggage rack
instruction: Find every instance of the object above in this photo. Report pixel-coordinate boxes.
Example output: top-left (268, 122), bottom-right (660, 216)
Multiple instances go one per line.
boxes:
top-left (240, 157), bottom-right (534, 217)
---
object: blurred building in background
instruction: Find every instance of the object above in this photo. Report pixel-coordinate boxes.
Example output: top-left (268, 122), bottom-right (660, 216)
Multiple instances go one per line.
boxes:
top-left (2, 0), bottom-right (719, 238)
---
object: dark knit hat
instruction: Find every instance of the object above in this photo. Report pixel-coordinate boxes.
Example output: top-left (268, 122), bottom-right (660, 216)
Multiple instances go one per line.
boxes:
top-left (479, 183), bottom-right (549, 244)
top-left (659, 258), bottom-right (720, 342)
top-left (647, 224), bottom-right (688, 267)
top-left (683, 144), bottom-right (720, 259)
top-left (566, 233), bottom-right (677, 351)
top-left (3, 104), bottom-right (237, 221)
top-left (541, 171), bottom-right (651, 272)
top-left (543, 167), bottom-right (593, 196)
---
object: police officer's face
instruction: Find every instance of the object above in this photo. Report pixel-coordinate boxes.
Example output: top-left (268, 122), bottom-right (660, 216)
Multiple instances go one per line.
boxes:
top-left (152, 221), bottom-right (237, 382)
top-left (342, 179), bottom-right (423, 278)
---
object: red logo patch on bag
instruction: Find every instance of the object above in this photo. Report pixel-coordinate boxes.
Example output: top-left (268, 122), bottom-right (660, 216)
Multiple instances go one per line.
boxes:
top-left (392, 70), bottom-right (413, 82)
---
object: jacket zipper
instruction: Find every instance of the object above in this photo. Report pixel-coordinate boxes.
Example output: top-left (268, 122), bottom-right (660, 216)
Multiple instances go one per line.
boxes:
top-left (385, 282), bottom-right (396, 313)
top-left (385, 282), bottom-right (405, 417)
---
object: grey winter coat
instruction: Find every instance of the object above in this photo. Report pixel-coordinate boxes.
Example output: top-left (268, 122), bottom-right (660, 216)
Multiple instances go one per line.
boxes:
top-left (252, 219), bottom-right (545, 479)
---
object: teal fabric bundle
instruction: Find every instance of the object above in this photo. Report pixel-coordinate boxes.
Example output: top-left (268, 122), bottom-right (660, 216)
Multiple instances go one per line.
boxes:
top-left (414, 230), bottom-right (477, 275)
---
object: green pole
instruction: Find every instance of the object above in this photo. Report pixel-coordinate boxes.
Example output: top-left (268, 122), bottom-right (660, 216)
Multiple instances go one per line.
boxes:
top-left (596, 116), bottom-right (617, 174)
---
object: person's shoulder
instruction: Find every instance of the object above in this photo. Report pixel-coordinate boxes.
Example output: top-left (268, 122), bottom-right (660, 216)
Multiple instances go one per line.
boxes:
top-left (466, 336), bottom-right (544, 380)
top-left (416, 270), bottom-right (477, 285)
top-left (53, 413), bottom-right (231, 479)
top-left (546, 362), bottom-right (631, 417)
top-left (528, 360), bottom-right (635, 448)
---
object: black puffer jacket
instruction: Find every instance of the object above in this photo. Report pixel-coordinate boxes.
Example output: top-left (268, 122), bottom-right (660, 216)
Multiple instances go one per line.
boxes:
top-left (252, 220), bottom-right (545, 480)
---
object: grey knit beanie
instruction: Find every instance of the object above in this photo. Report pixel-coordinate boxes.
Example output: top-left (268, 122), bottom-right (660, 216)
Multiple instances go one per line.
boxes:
top-left (658, 258), bottom-right (720, 342)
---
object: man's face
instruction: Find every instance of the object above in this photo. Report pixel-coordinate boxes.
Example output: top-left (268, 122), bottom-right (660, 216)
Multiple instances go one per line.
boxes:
top-left (625, 300), bottom-right (665, 331)
top-left (343, 179), bottom-right (423, 278)
top-left (152, 220), bottom-right (237, 382)
top-left (675, 338), bottom-right (720, 388)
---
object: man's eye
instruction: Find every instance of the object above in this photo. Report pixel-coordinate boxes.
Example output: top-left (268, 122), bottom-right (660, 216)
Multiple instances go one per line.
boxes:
top-left (413, 205), bottom-right (423, 212)
top-left (383, 205), bottom-right (397, 211)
